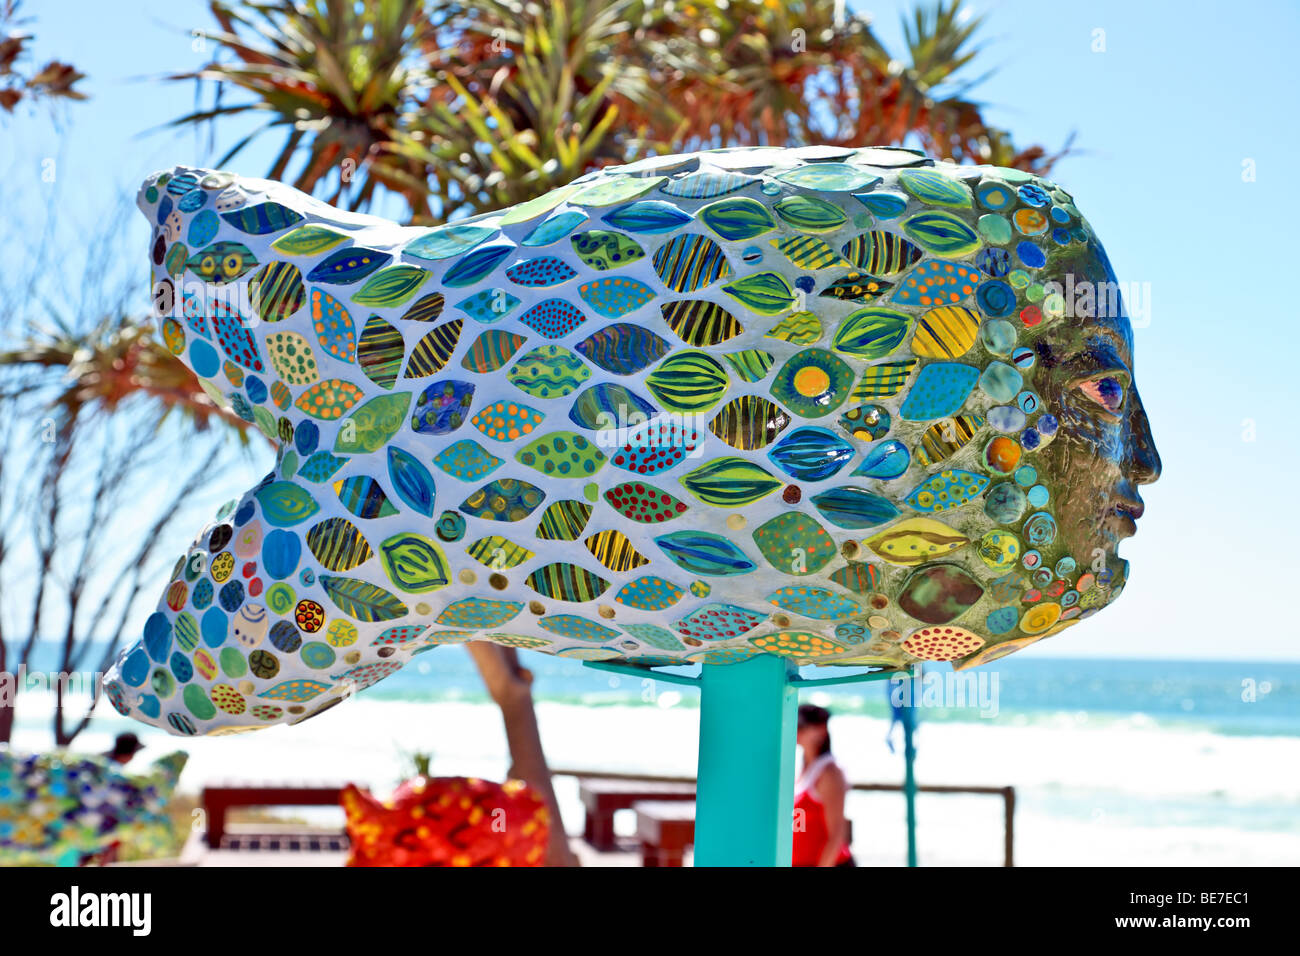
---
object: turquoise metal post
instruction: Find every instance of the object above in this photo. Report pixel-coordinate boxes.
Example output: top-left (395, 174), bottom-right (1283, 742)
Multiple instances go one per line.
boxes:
top-left (901, 670), bottom-right (919, 867)
top-left (693, 654), bottom-right (797, 866)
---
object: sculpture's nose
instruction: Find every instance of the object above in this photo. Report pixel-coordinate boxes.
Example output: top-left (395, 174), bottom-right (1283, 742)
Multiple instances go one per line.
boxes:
top-left (1127, 390), bottom-right (1161, 485)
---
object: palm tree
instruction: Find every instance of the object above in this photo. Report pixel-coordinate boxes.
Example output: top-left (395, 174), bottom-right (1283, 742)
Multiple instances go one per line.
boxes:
top-left (0, 0), bottom-right (86, 114)
top-left (172, 0), bottom-right (1062, 224)
top-left (382, 0), bottom-right (675, 222)
top-left (1, 316), bottom-right (250, 435)
top-left (169, 0), bottom-right (439, 217)
top-left (650, 0), bottom-right (1064, 169)
top-left (0, 247), bottom-right (240, 748)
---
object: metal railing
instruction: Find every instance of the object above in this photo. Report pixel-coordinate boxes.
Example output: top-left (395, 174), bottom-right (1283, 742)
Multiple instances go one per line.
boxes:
top-left (552, 768), bottom-right (1016, 867)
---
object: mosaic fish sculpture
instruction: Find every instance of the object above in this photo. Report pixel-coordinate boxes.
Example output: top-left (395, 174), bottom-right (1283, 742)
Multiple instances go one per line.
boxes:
top-left (0, 749), bottom-right (186, 864)
top-left (104, 145), bottom-right (1160, 736)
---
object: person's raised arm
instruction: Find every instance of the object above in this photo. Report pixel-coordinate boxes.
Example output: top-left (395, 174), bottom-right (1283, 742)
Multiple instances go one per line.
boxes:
top-left (816, 764), bottom-right (849, 867)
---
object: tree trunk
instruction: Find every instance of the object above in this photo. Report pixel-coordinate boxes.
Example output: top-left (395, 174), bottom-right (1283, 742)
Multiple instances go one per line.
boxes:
top-left (0, 640), bottom-right (10, 745)
top-left (466, 641), bottom-right (578, 867)
top-left (0, 671), bottom-right (12, 744)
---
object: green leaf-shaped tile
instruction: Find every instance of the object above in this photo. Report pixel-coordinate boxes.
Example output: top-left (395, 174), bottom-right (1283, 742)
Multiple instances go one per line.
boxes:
top-left (752, 512), bottom-right (837, 575)
top-left (569, 230), bottom-right (645, 270)
top-left (379, 532), bottom-right (451, 593)
top-left (899, 168), bottom-right (973, 208)
top-left (319, 575), bottom-right (410, 622)
top-left (680, 457), bottom-right (782, 507)
top-left (902, 211), bottom-right (981, 257)
top-left (271, 224), bottom-right (349, 257)
top-left (645, 351), bottom-right (730, 413)
top-left (515, 432), bottom-right (607, 478)
top-left (773, 195), bottom-right (848, 233)
top-left (722, 272), bottom-right (797, 315)
top-left (698, 197), bottom-right (778, 241)
top-left (466, 535), bottom-right (535, 569)
top-left (254, 481), bottom-right (320, 527)
top-left (831, 307), bottom-right (912, 359)
top-left (575, 175), bottom-right (665, 206)
top-left (333, 392), bottom-right (412, 454)
top-left (351, 265), bottom-right (431, 307)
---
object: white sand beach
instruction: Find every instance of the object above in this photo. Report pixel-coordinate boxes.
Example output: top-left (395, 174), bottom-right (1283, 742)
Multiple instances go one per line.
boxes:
top-left (15, 687), bottom-right (1299, 867)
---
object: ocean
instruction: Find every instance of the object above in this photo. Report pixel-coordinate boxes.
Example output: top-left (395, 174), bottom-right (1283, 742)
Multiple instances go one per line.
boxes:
top-left (6, 646), bottom-right (1299, 865)
top-left (362, 650), bottom-right (1300, 737)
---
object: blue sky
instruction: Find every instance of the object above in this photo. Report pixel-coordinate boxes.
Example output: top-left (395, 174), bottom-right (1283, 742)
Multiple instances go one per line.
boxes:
top-left (4, 0), bottom-right (1299, 660)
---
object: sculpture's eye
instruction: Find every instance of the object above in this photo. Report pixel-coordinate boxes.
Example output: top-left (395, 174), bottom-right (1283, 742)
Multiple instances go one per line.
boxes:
top-left (222, 253), bottom-right (243, 276)
top-left (1075, 374), bottom-right (1128, 416)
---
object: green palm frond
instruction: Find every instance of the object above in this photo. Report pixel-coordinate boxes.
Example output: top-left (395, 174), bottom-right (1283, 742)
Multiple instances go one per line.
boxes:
top-left (0, 318), bottom-right (256, 440)
top-left (167, 0), bottom-right (1067, 223)
top-left (169, 0), bottom-right (436, 214)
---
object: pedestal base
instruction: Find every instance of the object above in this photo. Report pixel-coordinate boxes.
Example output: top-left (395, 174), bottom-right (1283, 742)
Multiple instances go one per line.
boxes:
top-left (694, 655), bottom-right (797, 867)
top-left (583, 655), bottom-right (915, 867)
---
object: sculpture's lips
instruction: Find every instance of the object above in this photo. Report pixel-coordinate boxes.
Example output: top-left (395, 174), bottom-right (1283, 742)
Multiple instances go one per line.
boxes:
top-left (1112, 496), bottom-right (1145, 536)
top-left (1114, 498), bottom-right (1144, 520)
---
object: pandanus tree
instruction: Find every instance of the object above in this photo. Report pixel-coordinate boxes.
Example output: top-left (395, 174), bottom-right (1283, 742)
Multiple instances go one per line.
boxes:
top-left (0, 0), bottom-right (86, 113)
top-left (171, 0), bottom-right (1063, 223)
top-left (0, 253), bottom-right (239, 748)
top-left (647, 0), bottom-right (1063, 169)
top-left (0, 14), bottom-right (193, 750)
top-left (168, 0), bottom-right (439, 215)
top-left (4, 0), bottom-right (1063, 864)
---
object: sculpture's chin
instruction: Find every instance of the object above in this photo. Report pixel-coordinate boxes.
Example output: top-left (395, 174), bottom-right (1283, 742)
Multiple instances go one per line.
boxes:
top-left (1064, 493), bottom-right (1144, 560)
top-left (1099, 551), bottom-right (1130, 589)
top-left (1102, 509), bottom-right (1137, 541)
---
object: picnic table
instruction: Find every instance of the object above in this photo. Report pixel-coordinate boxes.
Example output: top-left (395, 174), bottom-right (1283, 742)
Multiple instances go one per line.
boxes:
top-left (634, 800), bottom-right (696, 867)
top-left (201, 782), bottom-right (351, 847)
top-left (633, 804), bottom-right (855, 867)
top-left (577, 777), bottom-right (695, 851)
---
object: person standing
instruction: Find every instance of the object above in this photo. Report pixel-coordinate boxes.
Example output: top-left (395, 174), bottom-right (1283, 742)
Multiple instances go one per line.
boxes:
top-left (104, 732), bottom-right (144, 766)
top-left (793, 704), bottom-right (854, 867)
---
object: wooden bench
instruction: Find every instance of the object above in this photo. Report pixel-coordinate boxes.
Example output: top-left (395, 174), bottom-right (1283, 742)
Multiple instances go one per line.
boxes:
top-left (200, 783), bottom-right (351, 848)
top-left (578, 778), bottom-right (695, 851)
top-left (631, 802), bottom-right (852, 866)
top-left (634, 800), bottom-right (696, 866)
top-left (179, 826), bottom-right (347, 867)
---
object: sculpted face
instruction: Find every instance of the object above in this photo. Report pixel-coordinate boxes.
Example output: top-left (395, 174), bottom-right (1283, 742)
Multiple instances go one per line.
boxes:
top-left (103, 146), bottom-right (1159, 736)
top-left (1026, 238), bottom-right (1160, 602)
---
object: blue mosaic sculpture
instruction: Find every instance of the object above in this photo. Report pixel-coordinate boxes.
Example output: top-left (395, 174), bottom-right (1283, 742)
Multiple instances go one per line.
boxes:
top-left (104, 145), bottom-right (1160, 736)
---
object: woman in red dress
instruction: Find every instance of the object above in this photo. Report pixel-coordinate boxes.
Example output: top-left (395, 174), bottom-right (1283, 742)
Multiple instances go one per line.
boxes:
top-left (793, 704), bottom-right (855, 867)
